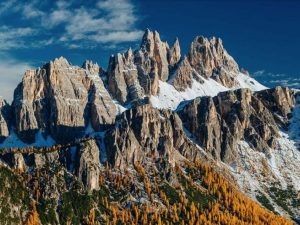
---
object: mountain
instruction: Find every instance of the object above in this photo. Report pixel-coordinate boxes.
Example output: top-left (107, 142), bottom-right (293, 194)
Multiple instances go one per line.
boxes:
top-left (0, 29), bottom-right (299, 225)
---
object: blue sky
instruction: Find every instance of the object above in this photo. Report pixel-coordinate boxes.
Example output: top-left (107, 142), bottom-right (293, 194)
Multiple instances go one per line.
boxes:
top-left (0, 0), bottom-right (299, 101)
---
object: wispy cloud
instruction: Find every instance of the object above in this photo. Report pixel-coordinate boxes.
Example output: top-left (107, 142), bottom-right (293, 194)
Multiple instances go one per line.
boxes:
top-left (253, 70), bottom-right (300, 90)
top-left (0, 0), bottom-right (143, 49)
top-left (0, 26), bottom-right (36, 49)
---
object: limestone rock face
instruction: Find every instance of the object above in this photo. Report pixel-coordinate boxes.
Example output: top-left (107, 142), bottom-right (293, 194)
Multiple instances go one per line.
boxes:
top-left (82, 60), bottom-right (104, 75)
top-left (107, 49), bottom-right (144, 104)
top-left (85, 61), bottom-right (117, 131)
top-left (255, 87), bottom-right (295, 124)
top-left (13, 57), bottom-right (116, 143)
top-left (188, 36), bottom-right (239, 87)
top-left (170, 57), bottom-right (198, 91)
top-left (107, 29), bottom-right (179, 103)
top-left (34, 151), bottom-right (59, 169)
top-left (138, 30), bottom-right (170, 82)
top-left (12, 153), bottom-right (27, 173)
top-left (133, 30), bottom-right (172, 96)
top-left (76, 139), bottom-right (100, 191)
top-left (105, 105), bottom-right (201, 168)
top-left (0, 98), bottom-right (11, 142)
top-left (168, 38), bottom-right (181, 67)
top-left (179, 88), bottom-right (281, 163)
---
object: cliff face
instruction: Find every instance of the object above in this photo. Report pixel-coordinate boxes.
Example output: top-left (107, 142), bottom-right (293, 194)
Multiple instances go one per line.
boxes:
top-left (188, 36), bottom-right (240, 88)
top-left (179, 87), bottom-right (295, 163)
top-left (12, 57), bottom-right (116, 143)
top-left (105, 104), bottom-right (201, 168)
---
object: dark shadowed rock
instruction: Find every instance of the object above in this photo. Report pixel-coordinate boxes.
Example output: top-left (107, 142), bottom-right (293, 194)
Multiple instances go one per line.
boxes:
top-left (179, 88), bottom-right (283, 163)
top-left (255, 87), bottom-right (295, 127)
top-left (0, 98), bottom-right (11, 142)
top-left (105, 104), bottom-right (201, 168)
top-left (107, 49), bottom-right (144, 104)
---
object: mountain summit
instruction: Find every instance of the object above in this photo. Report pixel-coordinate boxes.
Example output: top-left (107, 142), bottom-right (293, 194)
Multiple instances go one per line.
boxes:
top-left (0, 29), bottom-right (299, 225)
top-left (1, 29), bottom-right (264, 145)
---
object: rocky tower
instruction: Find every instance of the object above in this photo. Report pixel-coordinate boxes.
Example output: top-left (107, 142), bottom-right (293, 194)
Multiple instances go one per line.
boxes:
top-left (188, 36), bottom-right (240, 87)
top-left (12, 57), bottom-right (116, 143)
top-left (107, 29), bottom-right (183, 104)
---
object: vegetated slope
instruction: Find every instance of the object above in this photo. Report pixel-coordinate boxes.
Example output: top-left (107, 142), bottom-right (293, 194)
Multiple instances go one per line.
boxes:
top-left (0, 141), bottom-right (294, 225)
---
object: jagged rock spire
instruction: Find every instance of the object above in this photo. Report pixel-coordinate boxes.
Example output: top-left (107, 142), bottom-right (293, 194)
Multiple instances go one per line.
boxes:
top-left (188, 35), bottom-right (239, 87)
top-left (168, 37), bottom-right (181, 67)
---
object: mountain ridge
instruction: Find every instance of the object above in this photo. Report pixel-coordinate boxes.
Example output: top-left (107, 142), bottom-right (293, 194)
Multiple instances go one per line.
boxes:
top-left (0, 29), bottom-right (267, 146)
top-left (0, 29), bottom-right (300, 224)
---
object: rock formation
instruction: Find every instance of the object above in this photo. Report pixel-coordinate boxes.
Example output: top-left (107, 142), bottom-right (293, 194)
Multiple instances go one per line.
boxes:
top-left (255, 86), bottom-right (295, 126)
top-left (0, 98), bottom-right (11, 142)
top-left (76, 139), bottom-right (100, 191)
top-left (107, 49), bottom-right (144, 104)
top-left (168, 38), bottom-right (181, 67)
top-left (188, 36), bottom-right (239, 87)
top-left (105, 104), bottom-right (201, 168)
top-left (12, 57), bottom-right (116, 143)
top-left (179, 88), bottom-right (291, 163)
top-left (170, 56), bottom-right (197, 91)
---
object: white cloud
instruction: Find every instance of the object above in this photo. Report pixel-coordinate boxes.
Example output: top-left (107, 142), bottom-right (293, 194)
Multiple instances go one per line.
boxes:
top-left (23, 4), bottom-right (45, 19)
top-left (0, 55), bottom-right (32, 102)
top-left (90, 30), bottom-right (144, 43)
top-left (0, 26), bottom-right (36, 49)
top-left (0, 0), bottom-right (143, 49)
top-left (57, 0), bottom-right (143, 47)
top-left (0, 0), bottom-right (21, 15)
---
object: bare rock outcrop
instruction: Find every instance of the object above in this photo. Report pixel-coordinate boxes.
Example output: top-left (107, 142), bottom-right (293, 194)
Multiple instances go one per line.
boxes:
top-left (13, 57), bottom-right (116, 143)
top-left (0, 98), bottom-right (11, 142)
top-left (76, 139), bottom-right (100, 191)
top-left (105, 104), bottom-right (201, 168)
top-left (170, 57), bottom-right (198, 91)
top-left (107, 29), bottom-right (181, 103)
top-left (168, 38), bottom-right (181, 67)
top-left (179, 88), bottom-right (282, 163)
top-left (107, 49), bottom-right (144, 104)
top-left (188, 36), bottom-right (239, 88)
top-left (12, 153), bottom-right (27, 173)
top-left (255, 87), bottom-right (295, 126)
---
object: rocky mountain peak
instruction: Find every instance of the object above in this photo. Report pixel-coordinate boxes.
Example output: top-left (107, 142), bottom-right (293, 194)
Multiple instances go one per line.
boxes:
top-left (0, 30), bottom-right (277, 146)
top-left (188, 35), bottom-right (239, 87)
top-left (82, 60), bottom-right (102, 75)
top-left (51, 56), bottom-right (70, 67)
top-left (168, 37), bottom-right (181, 67)
top-left (12, 57), bottom-right (116, 144)
top-left (105, 104), bottom-right (201, 168)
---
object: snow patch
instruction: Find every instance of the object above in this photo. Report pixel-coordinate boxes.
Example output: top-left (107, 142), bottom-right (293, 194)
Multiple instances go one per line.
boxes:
top-left (0, 129), bottom-right (55, 149)
top-left (150, 78), bottom-right (228, 110)
top-left (235, 73), bottom-right (267, 91)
